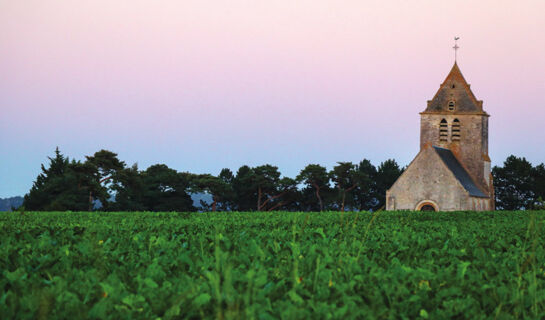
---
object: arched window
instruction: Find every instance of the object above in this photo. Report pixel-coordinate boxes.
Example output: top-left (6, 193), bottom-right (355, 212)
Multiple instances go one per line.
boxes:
top-left (452, 119), bottom-right (460, 141)
top-left (448, 100), bottom-right (456, 111)
top-left (439, 119), bottom-right (448, 141)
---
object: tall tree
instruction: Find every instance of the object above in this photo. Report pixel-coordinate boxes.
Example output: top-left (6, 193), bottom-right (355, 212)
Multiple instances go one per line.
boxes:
top-left (192, 173), bottom-right (231, 211)
top-left (330, 162), bottom-right (360, 212)
top-left (532, 163), bottom-right (545, 209)
top-left (374, 159), bottom-right (403, 211)
top-left (354, 159), bottom-right (376, 211)
top-left (257, 176), bottom-right (298, 211)
top-left (24, 148), bottom-right (93, 211)
top-left (111, 163), bottom-right (145, 211)
top-left (140, 165), bottom-right (195, 212)
top-left (297, 164), bottom-right (330, 211)
top-left (493, 156), bottom-right (535, 210)
top-left (266, 177), bottom-right (299, 211)
top-left (253, 165), bottom-right (282, 211)
top-left (232, 166), bottom-right (257, 211)
top-left (85, 150), bottom-right (126, 210)
top-left (218, 168), bottom-right (235, 210)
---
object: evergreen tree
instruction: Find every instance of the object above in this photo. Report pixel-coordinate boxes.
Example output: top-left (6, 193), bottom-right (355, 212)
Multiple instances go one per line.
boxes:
top-left (532, 163), bottom-right (545, 209)
top-left (111, 164), bottom-right (146, 211)
top-left (140, 165), bottom-right (195, 211)
top-left (354, 159), bottom-right (376, 211)
top-left (24, 148), bottom-right (93, 210)
top-left (232, 166), bottom-right (257, 211)
top-left (85, 150), bottom-right (125, 210)
top-left (192, 173), bottom-right (231, 211)
top-left (374, 159), bottom-right (403, 210)
top-left (330, 162), bottom-right (360, 212)
top-left (493, 156), bottom-right (535, 210)
top-left (297, 164), bottom-right (330, 211)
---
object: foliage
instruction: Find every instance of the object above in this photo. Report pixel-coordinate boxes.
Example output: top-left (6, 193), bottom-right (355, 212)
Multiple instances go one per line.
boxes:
top-left (22, 148), bottom-right (543, 212)
top-left (85, 150), bottom-right (126, 210)
top-left (373, 159), bottom-right (404, 210)
top-left (139, 165), bottom-right (195, 212)
top-left (492, 156), bottom-right (545, 210)
top-left (23, 148), bottom-right (97, 211)
top-left (297, 164), bottom-right (330, 211)
top-left (231, 166), bottom-right (257, 211)
top-left (1, 211), bottom-right (544, 319)
top-left (191, 173), bottom-right (231, 211)
top-left (354, 159), bottom-right (377, 210)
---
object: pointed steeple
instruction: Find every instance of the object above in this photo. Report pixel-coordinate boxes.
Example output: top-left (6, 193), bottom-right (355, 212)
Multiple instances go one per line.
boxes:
top-left (444, 62), bottom-right (467, 84)
top-left (423, 62), bottom-right (484, 114)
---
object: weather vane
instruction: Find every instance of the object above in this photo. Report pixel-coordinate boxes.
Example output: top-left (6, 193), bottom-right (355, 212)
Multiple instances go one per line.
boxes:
top-left (453, 37), bottom-right (460, 62)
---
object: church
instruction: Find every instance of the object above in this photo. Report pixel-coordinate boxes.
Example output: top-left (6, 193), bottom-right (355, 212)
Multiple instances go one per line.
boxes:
top-left (386, 61), bottom-right (494, 211)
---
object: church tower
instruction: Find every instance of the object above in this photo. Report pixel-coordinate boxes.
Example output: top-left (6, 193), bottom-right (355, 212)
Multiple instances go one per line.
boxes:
top-left (386, 55), bottom-right (494, 211)
top-left (420, 62), bottom-right (492, 193)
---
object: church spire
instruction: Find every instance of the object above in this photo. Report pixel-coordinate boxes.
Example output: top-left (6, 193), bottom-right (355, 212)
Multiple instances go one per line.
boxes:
top-left (443, 61), bottom-right (468, 85)
top-left (423, 61), bottom-right (484, 114)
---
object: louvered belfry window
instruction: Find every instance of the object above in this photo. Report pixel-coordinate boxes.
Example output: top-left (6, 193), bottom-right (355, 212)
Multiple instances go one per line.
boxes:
top-left (452, 119), bottom-right (461, 141)
top-left (439, 119), bottom-right (448, 141)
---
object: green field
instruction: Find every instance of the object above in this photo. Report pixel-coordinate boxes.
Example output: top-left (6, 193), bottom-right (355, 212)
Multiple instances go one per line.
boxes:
top-left (1, 211), bottom-right (545, 319)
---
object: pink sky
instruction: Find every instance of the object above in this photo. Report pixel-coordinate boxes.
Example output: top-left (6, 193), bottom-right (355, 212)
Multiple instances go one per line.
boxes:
top-left (1, 0), bottom-right (544, 197)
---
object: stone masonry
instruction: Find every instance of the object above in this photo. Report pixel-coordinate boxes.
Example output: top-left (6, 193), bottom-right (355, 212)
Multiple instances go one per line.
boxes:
top-left (386, 62), bottom-right (494, 211)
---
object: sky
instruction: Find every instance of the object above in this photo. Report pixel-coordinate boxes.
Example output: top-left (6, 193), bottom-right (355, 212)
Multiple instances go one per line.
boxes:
top-left (1, 0), bottom-right (545, 198)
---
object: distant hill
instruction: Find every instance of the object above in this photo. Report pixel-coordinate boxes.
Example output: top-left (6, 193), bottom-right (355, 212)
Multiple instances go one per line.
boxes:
top-left (0, 196), bottom-right (24, 211)
top-left (0, 194), bottom-right (210, 212)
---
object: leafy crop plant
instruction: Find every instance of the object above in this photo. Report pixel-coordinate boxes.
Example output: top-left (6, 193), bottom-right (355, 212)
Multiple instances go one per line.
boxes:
top-left (1, 211), bottom-right (544, 319)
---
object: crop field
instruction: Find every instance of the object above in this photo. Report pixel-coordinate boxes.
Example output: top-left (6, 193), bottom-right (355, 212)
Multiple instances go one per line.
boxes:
top-left (1, 211), bottom-right (545, 319)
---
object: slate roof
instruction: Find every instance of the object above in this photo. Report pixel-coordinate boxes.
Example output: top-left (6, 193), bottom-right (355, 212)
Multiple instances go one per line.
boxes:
top-left (433, 146), bottom-right (488, 198)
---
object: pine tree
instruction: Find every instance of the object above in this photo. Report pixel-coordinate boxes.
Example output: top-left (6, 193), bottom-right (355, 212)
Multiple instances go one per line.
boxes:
top-left (24, 147), bottom-right (91, 210)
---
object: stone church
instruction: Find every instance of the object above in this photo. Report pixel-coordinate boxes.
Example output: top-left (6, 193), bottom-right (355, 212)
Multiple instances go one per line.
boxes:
top-left (386, 62), bottom-right (494, 211)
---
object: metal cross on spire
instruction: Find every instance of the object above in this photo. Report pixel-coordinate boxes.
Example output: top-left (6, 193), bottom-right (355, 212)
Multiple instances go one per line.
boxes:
top-left (453, 37), bottom-right (460, 62)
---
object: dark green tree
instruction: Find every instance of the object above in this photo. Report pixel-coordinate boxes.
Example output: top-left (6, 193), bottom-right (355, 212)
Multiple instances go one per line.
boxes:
top-left (354, 159), bottom-right (376, 211)
top-left (257, 175), bottom-right (299, 211)
top-left (267, 177), bottom-right (300, 211)
top-left (24, 148), bottom-right (93, 211)
top-left (218, 168), bottom-right (235, 210)
top-left (140, 165), bottom-right (195, 211)
top-left (297, 164), bottom-right (330, 211)
top-left (374, 159), bottom-right (403, 211)
top-left (330, 162), bottom-right (360, 212)
top-left (532, 163), bottom-right (545, 209)
top-left (493, 156), bottom-right (535, 210)
top-left (232, 165), bottom-right (257, 211)
top-left (253, 165), bottom-right (282, 211)
top-left (192, 173), bottom-right (232, 211)
top-left (85, 150), bottom-right (125, 210)
top-left (110, 164), bottom-right (146, 211)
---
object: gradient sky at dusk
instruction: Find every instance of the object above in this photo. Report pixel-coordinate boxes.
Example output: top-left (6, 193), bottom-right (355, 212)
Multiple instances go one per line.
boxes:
top-left (1, 1), bottom-right (544, 197)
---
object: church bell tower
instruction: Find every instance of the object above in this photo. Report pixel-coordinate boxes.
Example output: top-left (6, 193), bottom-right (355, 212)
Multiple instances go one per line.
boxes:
top-left (419, 62), bottom-right (492, 195)
top-left (386, 39), bottom-right (494, 211)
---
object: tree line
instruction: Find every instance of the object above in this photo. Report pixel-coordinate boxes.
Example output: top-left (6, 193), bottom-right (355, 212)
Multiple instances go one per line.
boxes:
top-left (21, 148), bottom-right (545, 212)
top-left (22, 148), bottom-right (403, 212)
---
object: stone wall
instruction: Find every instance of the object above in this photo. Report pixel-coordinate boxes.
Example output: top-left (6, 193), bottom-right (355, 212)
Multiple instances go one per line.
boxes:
top-left (420, 113), bottom-right (490, 192)
top-left (386, 146), bottom-right (471, 211)
top-left (468, 196), bottom-right (492, 211)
